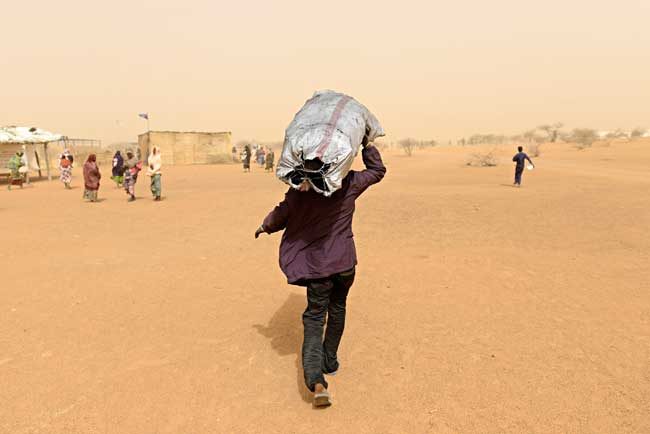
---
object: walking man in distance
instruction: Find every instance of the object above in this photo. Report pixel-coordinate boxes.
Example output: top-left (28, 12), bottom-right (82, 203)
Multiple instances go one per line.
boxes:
top-left (513, 146), bottom-right (535, 187)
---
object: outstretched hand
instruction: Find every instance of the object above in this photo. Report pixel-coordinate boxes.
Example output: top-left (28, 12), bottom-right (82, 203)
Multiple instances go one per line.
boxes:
top-left (254, 225), bottom-right (265, 239)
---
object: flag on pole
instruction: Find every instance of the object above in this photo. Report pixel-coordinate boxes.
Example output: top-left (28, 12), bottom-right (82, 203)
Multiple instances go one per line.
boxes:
top-left (138, 113), bottom-right (149, 120)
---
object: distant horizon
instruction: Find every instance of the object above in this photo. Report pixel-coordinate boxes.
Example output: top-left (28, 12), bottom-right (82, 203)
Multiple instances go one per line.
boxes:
top-left (14, 124), bottom-right (646, 148)
top-left (2, 1), bottom-right (649, 145)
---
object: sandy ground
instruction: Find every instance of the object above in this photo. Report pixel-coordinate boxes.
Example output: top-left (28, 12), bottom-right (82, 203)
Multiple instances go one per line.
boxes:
top-left (1, 141), bottom-right (649, 433)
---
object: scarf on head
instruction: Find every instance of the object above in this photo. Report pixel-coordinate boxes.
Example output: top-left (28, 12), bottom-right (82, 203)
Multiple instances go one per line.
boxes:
top-left (147, 146), bottom-right (162, 175)
top-left (83, 154), bottom-right (101, 189)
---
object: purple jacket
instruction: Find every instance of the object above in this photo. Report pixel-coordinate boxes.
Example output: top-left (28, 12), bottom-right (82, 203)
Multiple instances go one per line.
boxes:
top-left (263, 146), bottom-right (386, 285)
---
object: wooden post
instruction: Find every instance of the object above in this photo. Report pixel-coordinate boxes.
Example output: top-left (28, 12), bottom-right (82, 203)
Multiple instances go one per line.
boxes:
top-left (34, 149), bottom-right (42, 178)
top-left (22, 145), bottom-right (30, 185)
top-left (43, 142), bottom-right (52, 181)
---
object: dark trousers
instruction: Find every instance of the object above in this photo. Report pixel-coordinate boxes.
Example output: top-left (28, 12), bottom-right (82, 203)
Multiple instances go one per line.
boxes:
top-left (302, 269), bottom-right (355, 392)
top-left (514, 166), bottom-right (524, 185)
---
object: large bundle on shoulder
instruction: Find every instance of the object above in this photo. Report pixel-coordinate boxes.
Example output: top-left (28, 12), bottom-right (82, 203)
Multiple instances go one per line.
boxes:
top-left (277, 90), bottom-right (384, 196)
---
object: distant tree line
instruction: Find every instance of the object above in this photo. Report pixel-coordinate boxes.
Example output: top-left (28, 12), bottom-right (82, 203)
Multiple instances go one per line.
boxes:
top-left (453, 123), bottom-right (647, 151)
top-left (237, 125), bottom-right (649, 159)
top-left (397, 138), bottom-right (438, 156)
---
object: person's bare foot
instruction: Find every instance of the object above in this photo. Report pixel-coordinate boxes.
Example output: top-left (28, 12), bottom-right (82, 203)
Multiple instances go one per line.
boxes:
top-left (313, 383), bottom-right (331, 408)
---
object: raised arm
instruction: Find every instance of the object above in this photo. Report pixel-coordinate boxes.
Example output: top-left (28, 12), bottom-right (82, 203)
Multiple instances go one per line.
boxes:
top-left (349, 145), bottom-right (387, 196)
top-left (256, 193), bottom-right (290, 238)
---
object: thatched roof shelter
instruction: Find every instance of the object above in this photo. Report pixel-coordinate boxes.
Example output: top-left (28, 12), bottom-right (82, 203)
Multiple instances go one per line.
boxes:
top-left (1, 126), bottom-right (65, 180)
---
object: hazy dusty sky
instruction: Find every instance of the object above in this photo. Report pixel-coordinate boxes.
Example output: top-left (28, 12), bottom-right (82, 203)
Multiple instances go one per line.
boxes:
top-left (2, 0), bottom-right (649, 144)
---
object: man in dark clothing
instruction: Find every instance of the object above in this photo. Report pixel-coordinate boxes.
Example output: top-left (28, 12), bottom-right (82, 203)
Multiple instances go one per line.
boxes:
top-left (512, 146), bottom-right (534, 186)
top-left (255, 140), bottom-right (386, 407)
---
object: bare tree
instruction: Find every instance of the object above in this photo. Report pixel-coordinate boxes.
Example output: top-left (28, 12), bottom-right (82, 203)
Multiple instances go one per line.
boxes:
top-left (416, 139), bottom-right (438, 149)
top-left (537, 122), bottom-right (564, 142)
top-left (569, 129), bottom-right (598, 150)
top-left (399, 138), bottom-right (417, 156)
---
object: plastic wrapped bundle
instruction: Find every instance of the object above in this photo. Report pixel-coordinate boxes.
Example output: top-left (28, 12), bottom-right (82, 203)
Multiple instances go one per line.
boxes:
top-left (277, 90), bottom-right (384, 196)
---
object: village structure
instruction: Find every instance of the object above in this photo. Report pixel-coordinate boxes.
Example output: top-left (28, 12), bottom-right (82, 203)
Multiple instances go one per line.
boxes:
top-left (0, 126), bottom-right (64, 181)
top-left (1, 126), bottom-right (235, 187)
top-left (138, 130), bottom-right (232, 165)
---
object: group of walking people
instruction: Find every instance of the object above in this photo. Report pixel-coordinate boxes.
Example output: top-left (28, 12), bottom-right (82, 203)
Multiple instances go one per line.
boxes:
top-left (54, 147), bottom-right (163, 202)
top-left (240, 144), bottom-right (274, 173)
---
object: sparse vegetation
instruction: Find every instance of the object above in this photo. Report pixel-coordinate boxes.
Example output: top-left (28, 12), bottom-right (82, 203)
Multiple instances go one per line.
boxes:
top-left (466, 149), bottom-right (498, 167)
top-left (631, 128), bottom-right (647, 138)
top-left (396, 138), bottom-right (437, 155)
top-left (399, 138), bottom-right (417, 156)
top-left (569, 129), bottom-right (599, 150)
top-left (537, 122), bottom-right (564, 143)
top-left (416, 139), bottom-right (438, 149)
top-left (605, 129), bottom-right (629, 140)
top-left (522, 129), bottom-right (544, 144)
top-left (467, 134), bottom-right (509, 145)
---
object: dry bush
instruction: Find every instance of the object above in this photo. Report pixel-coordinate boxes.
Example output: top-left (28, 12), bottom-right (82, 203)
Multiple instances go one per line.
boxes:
top-left (416, 139), bottom-right (438, 149)
top-left (605, 129), bottom-right (630, 140)
top-left (570, 128), bottom-right (598, 150)
top-left (537, 122), bottom-right (564, 143)
top-left (631, 128), bottom-right (647, 138)
top-left (466, 150), bottom-right (498, 167)
top-left (399, 138), bottom-right (417, 156)
top-left (467, 134), bottom-right (508, 145)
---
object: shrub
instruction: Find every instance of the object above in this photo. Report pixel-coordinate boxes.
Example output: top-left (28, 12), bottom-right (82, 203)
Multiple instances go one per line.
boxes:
top-left (537, 122), bottom-right (564, 143)
top-left (466, 150), bottom-right (498, 167)
top-left (399, 138), bottom-right (417, 156)
top-left (631, 128), bottom-right (647, 138)
top-left (569, 129), bottom-right (598, 150)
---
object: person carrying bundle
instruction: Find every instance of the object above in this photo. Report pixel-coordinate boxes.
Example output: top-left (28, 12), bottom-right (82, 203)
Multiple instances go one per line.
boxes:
top-left (255, 91), bottom-right (386, 407)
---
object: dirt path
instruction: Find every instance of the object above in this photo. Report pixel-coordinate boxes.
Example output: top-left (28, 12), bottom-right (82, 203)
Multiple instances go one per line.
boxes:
top-left (1, 142), bottom-right (648, 433)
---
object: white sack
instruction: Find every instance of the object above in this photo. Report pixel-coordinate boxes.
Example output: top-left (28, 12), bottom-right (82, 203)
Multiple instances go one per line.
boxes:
top-left (277, 90), bottom-right (384, 196)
